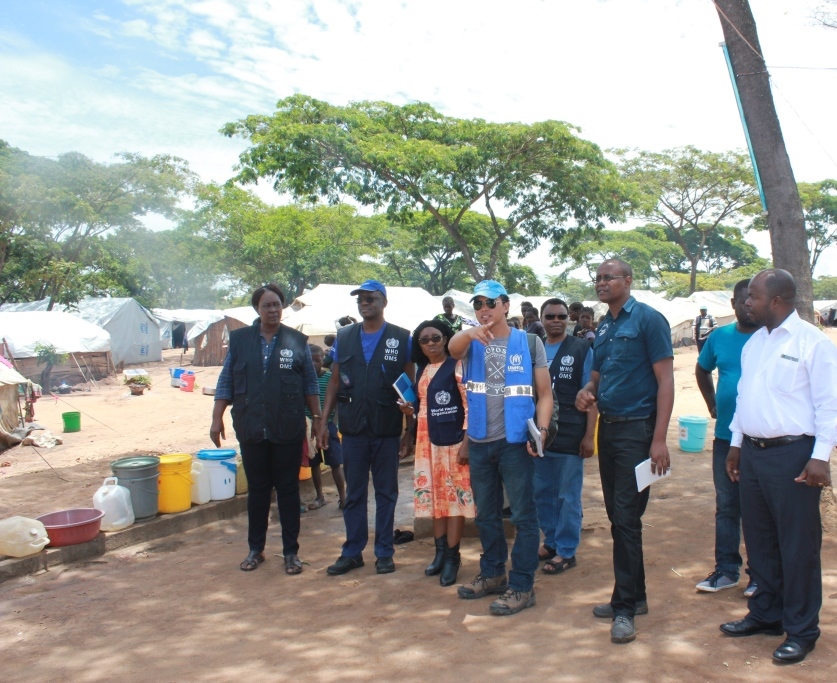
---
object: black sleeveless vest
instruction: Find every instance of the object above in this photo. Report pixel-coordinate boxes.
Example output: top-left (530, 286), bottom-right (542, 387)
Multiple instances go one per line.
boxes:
top-left (416, 356), bottom-right (465, 447)
top-left (547, 335), bottom-right (590, 454)
top-left (335, 322), bottom-right (411, 437)
top-left (229, 323), bottom-right (309, 444)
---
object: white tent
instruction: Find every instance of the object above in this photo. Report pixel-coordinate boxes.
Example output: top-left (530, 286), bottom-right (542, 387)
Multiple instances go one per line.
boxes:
top-left (0, 363), bottom-right (28, 436)
top-left (0, 311), bottom-right (111, 357)
top-left (152, 308), bottom-right (225, 342)
top-left (0, 299), bottom-right (51, 312)
top-left (224, 306), bottom-right (258, 327)
top-left (70, 298), bottom-right (162, 365)
top-left (281, 284), bottom-right (445, 336)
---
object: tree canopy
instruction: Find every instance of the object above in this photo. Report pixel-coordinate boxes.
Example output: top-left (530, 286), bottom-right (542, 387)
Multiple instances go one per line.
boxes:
top-left (798, 179), bottom-right (837, 274)
top-left (222, 95), bottom-right (632, 282)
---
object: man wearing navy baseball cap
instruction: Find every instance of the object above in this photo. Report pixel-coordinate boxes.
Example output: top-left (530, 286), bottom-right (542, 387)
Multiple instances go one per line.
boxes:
top-left (448, 279), bottom-right (554, 615)
top-left (317, 280), bottom-right (414, 576)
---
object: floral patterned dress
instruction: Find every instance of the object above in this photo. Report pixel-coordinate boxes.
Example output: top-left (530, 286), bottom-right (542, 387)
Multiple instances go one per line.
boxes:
top-left (413, 360), bottom-right (475, 518)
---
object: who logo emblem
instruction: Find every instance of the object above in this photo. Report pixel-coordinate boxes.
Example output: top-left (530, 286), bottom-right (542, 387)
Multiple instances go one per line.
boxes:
top-left (386, 338), bottom-right (400, 349)
top-left (561, 355), bottom-right (574, 366)
top-left (279, 349), bottom-right (293, 358)
top-left (435, 391), bottom-right (451, 405)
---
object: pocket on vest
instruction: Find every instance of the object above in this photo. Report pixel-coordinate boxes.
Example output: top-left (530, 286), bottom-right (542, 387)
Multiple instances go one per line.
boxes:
top-left (233, 361), bottom-right (247, 394)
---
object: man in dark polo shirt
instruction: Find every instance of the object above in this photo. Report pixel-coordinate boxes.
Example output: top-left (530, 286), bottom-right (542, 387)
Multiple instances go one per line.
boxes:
top-left (576, 259), bottom-right (674, 644)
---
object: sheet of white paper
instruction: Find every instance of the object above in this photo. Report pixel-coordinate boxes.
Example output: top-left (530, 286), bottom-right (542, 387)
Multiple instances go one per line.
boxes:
top-left (635, 458), bottom-right (671, 492)
top-left (526, 418), bottom-right (544, 457)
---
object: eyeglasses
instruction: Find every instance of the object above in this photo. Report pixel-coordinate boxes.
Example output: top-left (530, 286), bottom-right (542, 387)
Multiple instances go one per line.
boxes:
top-left (543, 313), bottom-right (569, 321)
top-left (356, 295), bottom-right (382, 305)
top-left (594, 274), bottom-right (627, 283)
top-left (472, 298), bottom-right (499, 310)
top-left (418, 335), bottom-right (444, 345)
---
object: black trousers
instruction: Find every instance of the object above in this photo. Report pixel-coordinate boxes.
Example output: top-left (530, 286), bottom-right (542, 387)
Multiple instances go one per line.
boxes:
top-left (740, 436), bottom-right (822, 645)
top-left (240, 439), bottom-right (303, 556)
top-left (597, 416), bottom-right (655, 617)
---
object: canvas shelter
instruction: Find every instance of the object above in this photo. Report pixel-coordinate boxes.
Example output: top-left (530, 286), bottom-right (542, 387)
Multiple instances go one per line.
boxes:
top-left (152, 308), bottom-right (225, 350)
top-left (0, 311), bottom-right (112, 384)
top-left (0, 363), bottom-right (28, 447)
top-left (69, 297), bottom-right (162, 366)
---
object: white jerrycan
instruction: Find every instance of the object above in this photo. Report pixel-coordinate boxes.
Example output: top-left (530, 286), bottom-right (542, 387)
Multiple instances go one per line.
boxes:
top-left (93, 477), bottom-right (135, 531)
top-left (0, 516), bottom-right (50, 557)
top-left (191, 460), bottom-right (211, 505)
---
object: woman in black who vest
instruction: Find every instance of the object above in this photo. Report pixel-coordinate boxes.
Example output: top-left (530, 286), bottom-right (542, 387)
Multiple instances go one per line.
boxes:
top-left (210, 284), bottom-right (321, 575)
top-left (400, 320), bottom-right (474, 586)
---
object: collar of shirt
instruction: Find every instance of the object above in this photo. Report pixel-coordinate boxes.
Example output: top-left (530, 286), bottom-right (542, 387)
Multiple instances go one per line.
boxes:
top-left (604, 295), bottom-right (636, 322)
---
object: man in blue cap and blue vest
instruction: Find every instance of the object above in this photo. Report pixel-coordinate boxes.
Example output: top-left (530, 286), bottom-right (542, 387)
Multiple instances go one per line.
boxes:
top-left (317, 280), bottom-right (414, 576)
top-left (448, 279), bottom-right (554, 615)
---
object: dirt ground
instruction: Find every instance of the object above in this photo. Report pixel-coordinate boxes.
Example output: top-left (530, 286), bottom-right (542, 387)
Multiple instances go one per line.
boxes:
top-left (0, 345), bottom-right (835, 682)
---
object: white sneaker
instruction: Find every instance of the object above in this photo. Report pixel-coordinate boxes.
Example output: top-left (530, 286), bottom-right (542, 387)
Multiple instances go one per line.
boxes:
top-left (696, 570), bottom-right (739, 592)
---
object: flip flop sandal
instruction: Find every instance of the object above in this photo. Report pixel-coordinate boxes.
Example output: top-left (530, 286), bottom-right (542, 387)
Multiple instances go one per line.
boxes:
top-left (240, 551), bottom-right (265, 571)
top-left (284, 554), bottom-right (303, 575)
top-left (307, 497), bottom-right (328, 510)
top-left (542, 556), bottom-right (577, 574)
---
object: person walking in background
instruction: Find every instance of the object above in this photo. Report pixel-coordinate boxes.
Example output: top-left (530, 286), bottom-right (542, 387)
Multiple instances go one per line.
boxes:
top-left (576, 259), bottom-right (674, 644)
top-left (317, 280), bottom-right (414, 576)
top-left (449, 280), bottom-right (553, 616)
top-left (210, 283), bottom-right (321, 576)
top-left (536, 299), bottom-right (597, 575)
top-left (400, 319), bottom-right (474, 587)
top-left (694, 306), bottom-right (716, 352)
top-left (720, 269), bottom-right (837, 665)
top-left (694, 280), bottom-right (759, 597)
top-left (305, 344), bottom-right (346, 511)
top-left (435, 296), bottom-right (465, 333)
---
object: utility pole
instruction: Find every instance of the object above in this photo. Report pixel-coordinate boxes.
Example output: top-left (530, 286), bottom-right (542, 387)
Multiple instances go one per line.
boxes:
top-left (714, 0), bottom-right (814, 322)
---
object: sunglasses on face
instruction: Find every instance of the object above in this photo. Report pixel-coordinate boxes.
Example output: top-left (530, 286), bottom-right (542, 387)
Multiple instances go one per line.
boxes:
top-left (543, 313), bottom-right (569, 321)
top-left (356, 295), bottom-right (382, 305)
top-left (594, 274), bottom-right (626, 283)
top-left (418, 335), bottom-right (444, 345)
top-left (472, 298), bottom-right (499, 310)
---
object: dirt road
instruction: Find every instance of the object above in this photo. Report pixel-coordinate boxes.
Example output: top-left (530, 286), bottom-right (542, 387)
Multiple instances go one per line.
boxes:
top-left (0, 347), bottom-right (834, 682)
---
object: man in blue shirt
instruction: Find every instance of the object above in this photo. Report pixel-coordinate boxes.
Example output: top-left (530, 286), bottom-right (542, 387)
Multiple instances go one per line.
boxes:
top-left (695, 279), bottom-right (759, 595)
top-left (576, 259), bottom-right (674, 645)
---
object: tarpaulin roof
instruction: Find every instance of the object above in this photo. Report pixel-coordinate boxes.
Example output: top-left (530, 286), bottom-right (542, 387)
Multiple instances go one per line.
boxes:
top-left (0, 311), bottom-right (111, 357)
top-left (70, 298), bottom-right (162, 365)
top-left (152, 308), bottom-right (225, 341)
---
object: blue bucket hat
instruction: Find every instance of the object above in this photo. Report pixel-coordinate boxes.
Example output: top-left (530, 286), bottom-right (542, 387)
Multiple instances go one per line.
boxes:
top-left (470, 279), bottom-right (507, 302)
top-left (350, 279), bottom-right (387, 298)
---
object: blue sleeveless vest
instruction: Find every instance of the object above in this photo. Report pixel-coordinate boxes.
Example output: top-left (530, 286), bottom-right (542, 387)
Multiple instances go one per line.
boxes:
top-left (465, 328), bottom-right (534, 443)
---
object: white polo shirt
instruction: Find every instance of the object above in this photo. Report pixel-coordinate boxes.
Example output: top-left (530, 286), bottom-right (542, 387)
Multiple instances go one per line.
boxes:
top-left (730, 310), bottom-right (837, 462)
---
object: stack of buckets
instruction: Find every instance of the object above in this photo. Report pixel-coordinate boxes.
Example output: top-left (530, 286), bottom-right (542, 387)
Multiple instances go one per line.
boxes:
top-left (678, 415), bottom-right (710, 452)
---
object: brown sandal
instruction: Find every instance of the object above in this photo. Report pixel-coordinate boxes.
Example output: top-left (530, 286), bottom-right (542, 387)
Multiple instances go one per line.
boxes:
top-left (240, 551), bottom-right (265, 571)
top-left (284, 554), bottom-right (303, 575)
top-left (542, 556), bottom-right (577, 574)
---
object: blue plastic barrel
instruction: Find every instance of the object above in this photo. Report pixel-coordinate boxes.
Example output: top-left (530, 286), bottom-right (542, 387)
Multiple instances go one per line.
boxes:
top-left (679, 415), bottom-right (709, 452)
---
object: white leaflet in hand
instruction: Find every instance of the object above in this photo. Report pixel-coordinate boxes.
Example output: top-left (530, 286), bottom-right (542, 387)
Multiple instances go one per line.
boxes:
top-left (635, 458), bottom-right (671, 492)
top-left (526, 418), bottom-right (544, 458)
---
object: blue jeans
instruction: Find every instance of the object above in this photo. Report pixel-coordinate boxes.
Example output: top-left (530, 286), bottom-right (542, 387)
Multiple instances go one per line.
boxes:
top-left (533, 452), bottom-right (584, 559)
top-left (468, 438), bottom-right (539, 592)
top-left (341, 434), bottom-right (400, 559)
top-left (712, 438), bottom-right (742, 580)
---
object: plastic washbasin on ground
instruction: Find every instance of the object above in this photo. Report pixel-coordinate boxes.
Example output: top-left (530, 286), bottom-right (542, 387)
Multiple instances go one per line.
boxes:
top-left (36, 508), bottom-right (105, 547)
top-left (678, 415), bottom-right (709, 452)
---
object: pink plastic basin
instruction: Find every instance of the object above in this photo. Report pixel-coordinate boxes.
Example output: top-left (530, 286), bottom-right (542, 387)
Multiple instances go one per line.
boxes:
top-left (36, 508), bottom-right (105, 547)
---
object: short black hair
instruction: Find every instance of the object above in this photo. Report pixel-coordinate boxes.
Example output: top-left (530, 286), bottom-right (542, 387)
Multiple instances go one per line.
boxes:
top-left (540, 298), bottom-right (568, 315)
top-left (601, 259), bottom-right (632, 278)
top-left (308, 344), bottom-right (323, 356)
top-left (411, 319), bottom-right (455, 365)
top-left (323, 334), bottom-right (336, 346)
top-left (338, 315), bottom-right (357, 327)
top-left (251, 283), bottom-right (286, 309)
top-left (733, 279), bottom-right (750, 299)
top-left (580, 306), bottom-right (595, 316)
top-left (568, 302), bottom-right (584, 313)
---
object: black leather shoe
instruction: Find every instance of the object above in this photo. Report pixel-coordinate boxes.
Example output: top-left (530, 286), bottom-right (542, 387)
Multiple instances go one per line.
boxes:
top-left (772, 639), bottom-right (814, 663)
top-left (375, 556), bottom-right (395, 574)
top-left (326, 555), bottom-right (364, 575)
top-left (719, 618), bottom-right (783, 637)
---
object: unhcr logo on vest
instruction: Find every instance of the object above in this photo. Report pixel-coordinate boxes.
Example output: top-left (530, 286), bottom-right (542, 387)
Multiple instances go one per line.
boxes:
top-left (508, 353), bottom-right (525, 373)
top-left (279, 347), bottom-right (294, 369)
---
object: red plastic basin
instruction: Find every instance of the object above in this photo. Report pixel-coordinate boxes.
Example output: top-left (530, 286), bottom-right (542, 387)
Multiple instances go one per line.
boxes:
top-left (36, 508), bottom-right (105, 547)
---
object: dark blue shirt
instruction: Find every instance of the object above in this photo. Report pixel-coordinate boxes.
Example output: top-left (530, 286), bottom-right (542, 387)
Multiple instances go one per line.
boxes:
top-left (592, 296), bottom-right (673, 417)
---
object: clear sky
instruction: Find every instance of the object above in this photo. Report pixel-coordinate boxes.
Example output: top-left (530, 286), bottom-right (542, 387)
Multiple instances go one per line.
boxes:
top-left (1, 0), bottom-right (836, 278)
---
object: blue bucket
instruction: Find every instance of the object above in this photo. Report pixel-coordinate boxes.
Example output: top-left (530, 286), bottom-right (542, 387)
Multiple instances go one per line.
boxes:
top-left (679, 415), bottom-right (709, 452)
top-left (170, 367), bottom-right (186, 387)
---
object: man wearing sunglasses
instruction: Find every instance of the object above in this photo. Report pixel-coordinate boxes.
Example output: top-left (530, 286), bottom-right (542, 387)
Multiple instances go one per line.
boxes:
top-left (535, 299), bottom-right (597, 577)
top-left (317, 280), bottom-right (414, 576)
top-left (576, 259), bottom-right (674, 644)
top-left (448, 280), bottom-right (553, 616)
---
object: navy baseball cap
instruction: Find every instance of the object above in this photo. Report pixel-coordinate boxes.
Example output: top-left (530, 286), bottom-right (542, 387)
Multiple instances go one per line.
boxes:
top-left (470, 279), bottom-right (508, 302)
top-left (350, 280), bottom-right (387, 297)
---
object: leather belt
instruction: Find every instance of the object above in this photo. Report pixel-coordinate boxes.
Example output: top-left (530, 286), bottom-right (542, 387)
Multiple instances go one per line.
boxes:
top-left (600, 414), bottom-right (651, 424)
top-left (744, 434), bottom-right (808, 449)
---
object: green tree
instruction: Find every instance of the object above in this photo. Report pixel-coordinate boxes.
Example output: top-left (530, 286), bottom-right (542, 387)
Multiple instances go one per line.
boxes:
top-left (544, 273), bottom-right (597, 302)
top-left (813, 276), bottom-right (837, 300)
top-left (222, 95), bottom-right (631, 282)
top-left (798, 180), bottom-right (837, 274)
top-left (657, 261), bottom-right (770, 298)
top-left (619, 146), bottom-right (761, 294)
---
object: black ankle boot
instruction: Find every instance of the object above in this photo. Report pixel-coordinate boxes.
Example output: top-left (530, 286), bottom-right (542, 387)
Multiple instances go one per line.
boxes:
top-left (425, 535), bottom-right (447, 576)
top-left (439, 542), bottom-right (461, 587)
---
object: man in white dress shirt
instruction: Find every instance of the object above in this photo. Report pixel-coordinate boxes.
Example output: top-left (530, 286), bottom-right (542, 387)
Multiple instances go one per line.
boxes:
top-left (719, 269), bottom-right (836, 664)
